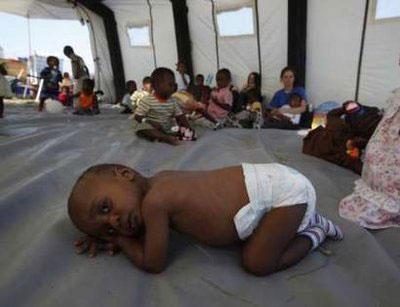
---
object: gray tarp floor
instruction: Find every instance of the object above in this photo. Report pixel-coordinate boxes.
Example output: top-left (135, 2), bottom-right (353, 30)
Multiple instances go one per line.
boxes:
top-left (1, 104), bottom-right (399, 307)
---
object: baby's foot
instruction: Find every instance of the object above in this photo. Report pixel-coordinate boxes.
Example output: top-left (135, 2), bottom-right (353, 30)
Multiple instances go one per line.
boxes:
top-left (300, 226), bottom-right (326, 250)
top-left (314, 213), bottom-right (343, 240)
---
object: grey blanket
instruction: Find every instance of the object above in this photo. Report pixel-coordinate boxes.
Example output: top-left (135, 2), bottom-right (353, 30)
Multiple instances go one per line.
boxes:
top-left (1, 105), bottom-right (399, 307)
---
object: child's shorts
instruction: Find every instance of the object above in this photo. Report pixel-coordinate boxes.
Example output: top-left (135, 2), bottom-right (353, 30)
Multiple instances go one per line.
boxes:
top-left (234, 163), bottom-right (316, 240)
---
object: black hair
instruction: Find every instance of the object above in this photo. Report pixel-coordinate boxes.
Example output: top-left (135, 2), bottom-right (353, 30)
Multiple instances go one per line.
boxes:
top-left (280, 66), bottom-right (296, 80)
top-left (247, 72), bottom-right (261, 89)
top-left (82, 78), bottom-right (95, 92)
top-left (217, 68), bottom-right (231, 81)
top-left (196, 74), bottom-right (204, 80)
top-left (142, 76), bottom-right (151, 84)
top-left (46, 56), bottom-right (59, 66)
top-left (289, 93), bottom-right (302, 101)
top-left (151, 67), bottom-right (175, 87)
top-left (126, 80), bottom-right (137, 88)
top-left (63, 46), bottom-right (74, 56)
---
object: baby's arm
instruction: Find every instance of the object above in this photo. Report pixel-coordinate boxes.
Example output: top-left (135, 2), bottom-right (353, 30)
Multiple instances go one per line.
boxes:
top-left (114, 203), bottom-right (169, 273)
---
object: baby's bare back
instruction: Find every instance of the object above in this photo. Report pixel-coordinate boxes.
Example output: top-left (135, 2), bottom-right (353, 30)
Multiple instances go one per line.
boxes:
top-left (148, 166), bottom-right (249, 245)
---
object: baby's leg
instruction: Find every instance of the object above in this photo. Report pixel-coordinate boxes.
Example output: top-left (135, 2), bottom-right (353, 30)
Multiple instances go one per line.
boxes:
top-left (242, 204), bottom-right (313, 276)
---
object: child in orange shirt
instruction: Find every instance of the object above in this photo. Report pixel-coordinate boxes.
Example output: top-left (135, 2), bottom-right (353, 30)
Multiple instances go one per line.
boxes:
top-left (73, 79), bottom-right (99, 115)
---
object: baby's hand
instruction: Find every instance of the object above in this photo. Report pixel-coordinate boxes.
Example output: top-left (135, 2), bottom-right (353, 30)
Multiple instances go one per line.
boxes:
top-left (74, 235), bottom-right (120, 257)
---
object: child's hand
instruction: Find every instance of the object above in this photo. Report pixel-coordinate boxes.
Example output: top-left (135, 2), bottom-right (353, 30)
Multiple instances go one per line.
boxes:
top-left (74, 235), bottom-right (120, 257)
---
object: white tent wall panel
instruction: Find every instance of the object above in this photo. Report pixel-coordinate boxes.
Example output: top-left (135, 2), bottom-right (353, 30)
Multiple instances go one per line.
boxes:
top-left (258, 0), bottom-right (287, 101)
top-left (188, 0), bottom-right (287, 97)
top-left (84, 8), bottom-right (116, 103)
top-left (105, 1), bottom-right (177, 86)
top-left (151, 2), bottom-right (178, 69)
top-left (105, 1), bottom-right (155, 85)
top-left (215, 0), bottom-right (258, 88)
top-left (187, 0), bottom-right (218, 84)
top-left (359, 18), bottom-right (400, 106)
top-left (306, 0), bottom-right (365, 107)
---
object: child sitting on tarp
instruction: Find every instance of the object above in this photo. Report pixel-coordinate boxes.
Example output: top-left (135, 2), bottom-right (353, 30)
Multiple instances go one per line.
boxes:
top-left (120, 80), bottom-right (137, 114)
top-left (231, 89), bottom-right (263, 129)
top-left (131, 76), bottom-right (153, 112)
top-left (73, 78), bottom-right (100, 115)
top-left (39, 56), bottom-right (63, 112)
top-left (303, 101), bottom-right (382, 174)
top-left (188, 74), bottom-right (211, 104)
top-left (193, 68), bottom-right (233, 129)
top-left (68, 163), bottom-right (343, 276)
top-left (133, 67), bottom-right (194, 145)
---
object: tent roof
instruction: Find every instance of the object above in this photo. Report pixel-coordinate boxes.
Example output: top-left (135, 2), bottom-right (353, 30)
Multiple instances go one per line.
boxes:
top-left (0, 0), bottom-right (78, 19)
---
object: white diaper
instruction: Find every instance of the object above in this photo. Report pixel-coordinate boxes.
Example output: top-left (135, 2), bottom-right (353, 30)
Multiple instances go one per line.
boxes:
top-left (234, 163), bottom-right (316, 240)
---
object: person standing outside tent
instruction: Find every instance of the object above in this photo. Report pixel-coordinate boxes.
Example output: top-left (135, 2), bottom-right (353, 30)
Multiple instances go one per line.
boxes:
top-left (175, 60), bottom-right (190, 91)
top-left (63, 46), bottom-right (89, 107)
top-left (269, 67), bottom-right (308, 116)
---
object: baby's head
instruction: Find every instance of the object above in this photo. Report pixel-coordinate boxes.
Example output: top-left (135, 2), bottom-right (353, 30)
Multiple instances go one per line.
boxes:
top-left (195, 74), bottom-right (204, 86)
top-left (126, 80), bottom-right (137, 94)
top-left (63, 72), bottom-right (70, 79)
top-left (61, 86), bottom-right (69, 94)
top-left (68, 164), bottom-right (147, 239)
top-left (47, 56), bottom-right (59, 69)
top-left (246, 89), bottom-right (260, 104)
top-left (142, 76), bottom-right (152, 92)
top-left (151, 67), bottom-right (176, 99)
top-left (216, 68), bottom-right (231, 89)
top-left (289, 93), bottom-right (302, 108)
top-left (81, 78), bottom-right (95, 96)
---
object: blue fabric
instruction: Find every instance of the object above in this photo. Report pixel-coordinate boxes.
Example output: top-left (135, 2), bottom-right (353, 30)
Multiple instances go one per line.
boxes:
top-left (269, 86), bottom-right (307, 108)
top-left (40, 67), bottom-right (62, 98)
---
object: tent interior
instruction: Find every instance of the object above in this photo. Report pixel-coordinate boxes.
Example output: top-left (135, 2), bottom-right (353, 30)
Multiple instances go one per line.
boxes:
top-left (0, 0), bottom-right (399, 306)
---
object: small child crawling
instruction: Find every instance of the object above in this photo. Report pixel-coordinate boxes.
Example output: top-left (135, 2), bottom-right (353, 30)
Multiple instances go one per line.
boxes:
top-left (68, 163), bottom-right (343, 276)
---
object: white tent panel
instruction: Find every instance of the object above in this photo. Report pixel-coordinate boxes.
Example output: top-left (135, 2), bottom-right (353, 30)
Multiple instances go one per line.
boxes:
top-left (306, 0), bottom-right (365, 106)
top-left (104, 0), bottom-right (177, 86)
top-left (216, 0), bottom-right (259, 88)
top-left (82, 8), bottom-right (115, 103)
top-left (258, 0), bottom-right (288, 100)
top-left (359, 17), bottom-right (400, 106)
top-left (187, 0), bottom-right (218, 84)
top-left (105, 0), bottom-right (155, 85)
top-left (151, 2), bottom-right (178, 69)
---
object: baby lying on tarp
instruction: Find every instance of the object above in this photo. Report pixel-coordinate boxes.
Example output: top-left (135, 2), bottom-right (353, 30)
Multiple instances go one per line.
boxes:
top-left (68, 163), bottom-right (342, 276)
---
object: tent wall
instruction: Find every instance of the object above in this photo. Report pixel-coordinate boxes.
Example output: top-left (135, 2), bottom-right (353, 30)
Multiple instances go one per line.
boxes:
top-left (104, 0), bottom-right (178, 87)
top-left (188, 0), bottom-right (287, 99)
top-left (306, 0), bottom-right (365, 106)
top-left (359, 11), bottom-right (400, 106)
top-left (79, 7), bottom-right (116, 103)
top-left (307, 0), bottom-right (400, 108)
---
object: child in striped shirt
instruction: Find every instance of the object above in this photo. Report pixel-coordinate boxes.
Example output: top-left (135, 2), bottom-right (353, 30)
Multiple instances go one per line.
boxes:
top-left (133, 68), bottom-right (193, 145)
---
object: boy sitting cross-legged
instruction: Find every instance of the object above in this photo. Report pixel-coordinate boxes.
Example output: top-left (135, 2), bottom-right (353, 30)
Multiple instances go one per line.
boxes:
top-left (133, 68), bottom-right (194, 145)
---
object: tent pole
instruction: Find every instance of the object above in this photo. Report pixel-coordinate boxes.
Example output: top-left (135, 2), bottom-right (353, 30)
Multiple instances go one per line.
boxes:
top-left (355, 0), bottom-right (370, 102)
top-left (170, 0), bottom-right (194, 78)
top-left (24, 14), bottom-right (32, 98)
top-left (254, 0), bottom-right (262, 79)
top-left (210, 0), bottom-right (220, 70)
top-left (147, 0), bottom-right (157, 68)
top-left (288, 0), bottom-right (307, 87)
